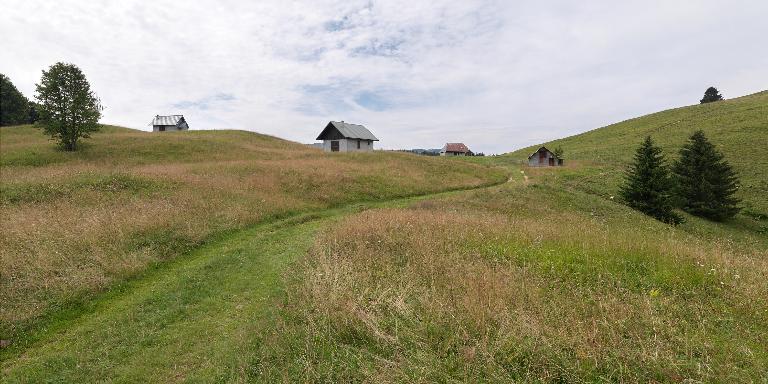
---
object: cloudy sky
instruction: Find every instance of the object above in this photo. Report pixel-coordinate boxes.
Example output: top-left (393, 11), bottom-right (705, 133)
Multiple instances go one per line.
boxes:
top-left (2, 1), bottom-right (766, 153)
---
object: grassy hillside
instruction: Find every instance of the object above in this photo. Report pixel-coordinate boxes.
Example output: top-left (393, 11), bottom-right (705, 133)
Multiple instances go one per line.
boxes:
top-left (0, 125), bottom-right (507, 345)
top-left (508, 90), bottom-right (768, 218)
top-left (2, 94), bottom-right (765, 382)
top-left (234, 96), bottom-right (767, 382)
top-left (246, 168), bottom-right (766, 382)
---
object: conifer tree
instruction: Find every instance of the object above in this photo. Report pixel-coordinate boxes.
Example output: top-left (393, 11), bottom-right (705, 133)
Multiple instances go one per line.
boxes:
top-left (700, 87), bottom-right (723, 103)
top-left (620, 136), bottom-right (681, 224)
top-left (672, 130), bottom-right (740, 221)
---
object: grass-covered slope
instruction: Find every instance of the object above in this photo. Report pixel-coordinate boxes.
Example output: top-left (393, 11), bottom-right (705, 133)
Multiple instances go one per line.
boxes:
top-left (248, 170), bottom-right (767, 382)
top-left (0, 125), bottom-right (507, 343)
top-left (229, 95), bottom-right (768, 382)
top-left (508, 90), bottom-right (768, 217)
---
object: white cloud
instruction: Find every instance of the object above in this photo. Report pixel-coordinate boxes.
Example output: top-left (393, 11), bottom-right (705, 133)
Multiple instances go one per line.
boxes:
top-left (2, 0), bottom-right (766, 153)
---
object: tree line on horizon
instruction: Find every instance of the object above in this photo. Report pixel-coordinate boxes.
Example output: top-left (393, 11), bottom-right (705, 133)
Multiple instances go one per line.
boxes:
top-left (621, 130), bottom-right (740, 223)
top-left (0, 69), bottom-right (729, 153)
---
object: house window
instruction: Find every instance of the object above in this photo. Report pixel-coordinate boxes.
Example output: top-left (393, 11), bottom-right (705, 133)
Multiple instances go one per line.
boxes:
top-left (159, 126), bottom-right (166, 132)
top-left (357, 139), bottom-right (361, 149)
top-left (331, 140), bottom-right (339, 152)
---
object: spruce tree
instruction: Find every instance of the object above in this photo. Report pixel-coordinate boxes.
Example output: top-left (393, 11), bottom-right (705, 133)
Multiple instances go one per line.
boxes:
top-left (672, 130), bottom-right (740, 221)
top-left (700, 87), bottom-right (723, 103)
top-left (620, 136), bottom-right (681, 224)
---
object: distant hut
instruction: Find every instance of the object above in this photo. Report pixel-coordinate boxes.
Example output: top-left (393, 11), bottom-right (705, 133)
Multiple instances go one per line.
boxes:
top-left (528, 146), bottom-right (563, 166)
top-left (440, 143), bottom-right (472, 156)
top-left (315, 121), bottom-right (378, 152)
top-left (151, 115), bottom-right (189, 132)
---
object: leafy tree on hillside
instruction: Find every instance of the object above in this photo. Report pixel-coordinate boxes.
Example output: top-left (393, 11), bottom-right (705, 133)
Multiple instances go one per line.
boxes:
top-left (620, 136), bottom-right (681, 224)
top-left (672, 130), bottom-right (740, 221)
top-left (0, 73), bottom-right (30, 126)
top-left (35, 62), bottom-right (102, 151)
top-left (553, 146), bottom-right (564, 159)
top-left (700, 87), bottom-right (724, 103)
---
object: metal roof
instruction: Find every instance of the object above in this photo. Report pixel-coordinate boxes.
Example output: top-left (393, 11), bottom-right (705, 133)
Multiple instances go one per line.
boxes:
top-left (150, 115), bottom-right (185, 126)
top-left (317, 121), bottom-right (379, 141)
top-left (442, 143), bottom-right (471, 153)
top-left (527, 146), bottom-right (560, 159)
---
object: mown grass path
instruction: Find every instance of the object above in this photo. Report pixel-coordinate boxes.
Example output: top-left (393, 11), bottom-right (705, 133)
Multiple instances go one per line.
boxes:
top-left (0, 177), bottom-right (512, 382)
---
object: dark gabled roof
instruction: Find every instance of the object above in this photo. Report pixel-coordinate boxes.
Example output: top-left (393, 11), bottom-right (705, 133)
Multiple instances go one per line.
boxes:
top-left (150, 115), bottom-right (185, 126)
top-left (442, 143), bottom-right (471, 153)
top-left (527, 146), bottom-right (560, 160)
top-left (316, 121), bottom-right (379, 141)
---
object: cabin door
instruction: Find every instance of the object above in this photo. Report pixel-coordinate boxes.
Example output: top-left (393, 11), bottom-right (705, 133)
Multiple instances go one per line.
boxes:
top-left (331, 140), bottom-right (339, 152)
top-left (549, 158), bottom-right (555, 166)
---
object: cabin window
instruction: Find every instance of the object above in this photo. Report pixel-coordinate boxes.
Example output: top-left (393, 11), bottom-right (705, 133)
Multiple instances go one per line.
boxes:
top-left (357, 139), bottom-right (361, 149)
top-left (159, 126), bottom-right (166, 132)
top-left (331, 140), bottom-right (339, 152)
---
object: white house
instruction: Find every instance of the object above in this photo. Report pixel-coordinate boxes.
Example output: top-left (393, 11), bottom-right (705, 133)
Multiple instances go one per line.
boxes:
top-left (150, 115), bottom-right (189, 132)
top-left (315, 121), bottom-right (378, 152)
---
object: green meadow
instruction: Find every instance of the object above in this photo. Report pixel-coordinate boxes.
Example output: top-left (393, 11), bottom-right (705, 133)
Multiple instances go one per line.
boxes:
top-left (1, 91), bottom-right (766, 382)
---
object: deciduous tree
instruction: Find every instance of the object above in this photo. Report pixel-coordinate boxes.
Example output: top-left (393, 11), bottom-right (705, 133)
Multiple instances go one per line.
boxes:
top-left (35, 62), bottom-right (102, 151)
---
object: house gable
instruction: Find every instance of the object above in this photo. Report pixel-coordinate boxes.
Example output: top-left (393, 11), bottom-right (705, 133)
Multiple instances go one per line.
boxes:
top-left (315, 123), bottom-right (347, 140)
top-left (151, 115), bottom-right (189, 130)
top-left (316, 121), bottom-right (378, 141)
top-left (528, 146), bottom-right (559, 160)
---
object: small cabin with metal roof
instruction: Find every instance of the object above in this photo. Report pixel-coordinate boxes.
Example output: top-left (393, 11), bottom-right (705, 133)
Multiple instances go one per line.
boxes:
top-left (315, 121), bottom-right (378, 152)
top-left (528, 146), bottom-right (563, 166)
top-left (151, 115), bottom-right (189, 132)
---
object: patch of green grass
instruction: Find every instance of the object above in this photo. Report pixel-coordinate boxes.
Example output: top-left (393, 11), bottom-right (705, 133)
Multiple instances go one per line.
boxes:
top-left (0, 218), bottom-right (323, 381)
top-left (0, 173), bottom-right (166, 204)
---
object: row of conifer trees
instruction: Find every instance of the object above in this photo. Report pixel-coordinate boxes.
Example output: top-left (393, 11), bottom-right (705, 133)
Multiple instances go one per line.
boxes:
top-left (621, 130), bottom-right (740, 224)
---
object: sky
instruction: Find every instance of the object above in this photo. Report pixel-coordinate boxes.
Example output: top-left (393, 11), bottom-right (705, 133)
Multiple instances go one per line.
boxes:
top-left (2, 0), bottom-right (766, 154)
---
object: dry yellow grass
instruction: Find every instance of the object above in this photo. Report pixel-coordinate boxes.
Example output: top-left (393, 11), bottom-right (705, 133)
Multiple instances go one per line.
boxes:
top-left (260, 180), bottom-right (768, 382)
top-left (0, 125), bottom-right (506, 339)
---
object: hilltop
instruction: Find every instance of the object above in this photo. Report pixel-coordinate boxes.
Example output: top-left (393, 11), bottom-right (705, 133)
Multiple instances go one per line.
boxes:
top-left (0, 125), bottom-right (507, 346)
top-left (507, 90), bottom-right (768, 218)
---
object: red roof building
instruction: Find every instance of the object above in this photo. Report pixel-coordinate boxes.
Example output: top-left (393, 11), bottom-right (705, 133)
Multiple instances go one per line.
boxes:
top-left (440, 143), bottom-right (472, 156)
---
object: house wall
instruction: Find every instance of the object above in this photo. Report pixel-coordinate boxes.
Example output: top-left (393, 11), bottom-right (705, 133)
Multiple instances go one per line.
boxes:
top-left (528, 150), bottom-right (561, 166)
top-left (322, 139), bottom-right (373, 152)
top-left (153, 125), bottom-right (187, 132)
top-left (441, 151), bottom-right (467, 156)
